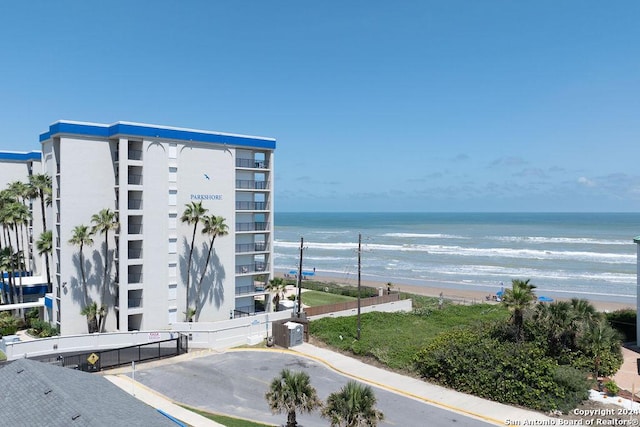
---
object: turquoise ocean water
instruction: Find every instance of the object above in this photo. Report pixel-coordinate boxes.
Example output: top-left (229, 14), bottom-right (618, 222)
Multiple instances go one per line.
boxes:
top-left (274, 212), bottom-right (640, 304)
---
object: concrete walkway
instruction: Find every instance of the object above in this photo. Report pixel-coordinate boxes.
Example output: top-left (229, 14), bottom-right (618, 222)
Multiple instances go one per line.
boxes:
top-left (289, 343), bottom-right (552, 426)
top-left (613, 345), bottom-right (640, 396)
top-left (105, 373), bottom-right (224, 427)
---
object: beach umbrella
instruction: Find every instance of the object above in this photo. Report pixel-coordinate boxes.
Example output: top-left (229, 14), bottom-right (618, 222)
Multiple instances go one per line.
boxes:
top-left (302, 271), bottom-right (315, 276)
top-left (496, 290), bottom-right (504, 297)
top-left (289, 270), bottom-right (298, 275)
top-left (538, 296), bottom-right (554, 302)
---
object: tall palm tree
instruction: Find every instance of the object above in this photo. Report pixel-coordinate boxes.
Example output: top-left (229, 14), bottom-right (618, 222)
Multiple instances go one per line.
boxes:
top-left (322, 381), bottom-right (384, 427)
top-left (180, 201), bottom-right (207, 318)
top-left (5, 202), bottom-right (29, 307)
top-left (36, 231), bottom-right (53, 293)
top-left (0, 247), bottom-right (12, 304)
top-left (29, 173), bottom-right (52, 285)
top-left (68, 225), bottom-right (93, 308)
top-left (265, 369), bottom-right (321, 427)
top-left (265, 277), bottom-right (287, 312)
top-left (8, 181), bottom-right (33, 272)
top-left (91, 208), bottom-right (119, 332)
top-left (501, 278), bottom-right (536, 341)
top-left (194, 214), bottom-right (228, 320)
top-left (579, 318), bottom-right (621, 378)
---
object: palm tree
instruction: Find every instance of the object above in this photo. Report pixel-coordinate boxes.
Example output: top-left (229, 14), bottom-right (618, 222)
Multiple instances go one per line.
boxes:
top-left (579, 318), bottom-right (621, 378)
top-left (194, 214), bottom-right (228, 320)
top-left (8, 181), bottom-right (33, 272)
top-left (501, 278), bottom-right (536, 341)
top-left (0, 247), bottom-right (12, 304)
top-left (180, 201), bottom-right (208, 318)
top-left (68, 225), bottom-right (93, 308)
top-left (29, 173), bottom-right (52, 285)
top-left (265, 369), bottom-right (321, 427)
top-left (322, 381), bottom-right (384, 427)
top-left (5, 202), bottom-right (29, 307)
top-left (265, 277), bottom-right (287, 312)
top-left (90, 208), bottom-right (119, 332)
top-left (80, 301), bottom-right (102, 334)
top-left (36, 231), bottom-right (53, 293)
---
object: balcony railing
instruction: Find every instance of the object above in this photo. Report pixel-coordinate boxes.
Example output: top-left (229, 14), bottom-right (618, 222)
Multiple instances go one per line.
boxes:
top-left (128, 298), bottom-right (143, 308)
top-left (128, 174), bottom-right (143, 185)
top-left (235, 285), bottom-right (267, 296)
top-left (128, 224), bottom-right (143, 234)
top-left (128, 274), bottom-right (143, 283)
top-left (128, 149), bottom-right (142, 160)
top-left (128, 199), bottom-right (143, 210)
top-left (235, 242), bottom-right (267, 253)
top-left (128, 248), bottom-right (143, 259)
top-left (236, 222), bottom-right (268, 232)
top-left (236, 201), bottom-right (268, 211)
top-left (236, 180), bottom-right (269, 190)
top-left (236, 158), bottom-right (269, 169)
top-left (236, 262), bottom-right (266, 275)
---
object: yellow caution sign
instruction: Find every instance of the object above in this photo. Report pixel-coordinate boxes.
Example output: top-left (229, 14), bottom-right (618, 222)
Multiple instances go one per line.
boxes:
top-left (87, 353), bottom-right (99, 365)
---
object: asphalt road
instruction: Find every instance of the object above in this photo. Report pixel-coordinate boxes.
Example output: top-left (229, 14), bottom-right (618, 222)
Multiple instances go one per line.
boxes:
top-left (134, 351), bottom-right (494, 427)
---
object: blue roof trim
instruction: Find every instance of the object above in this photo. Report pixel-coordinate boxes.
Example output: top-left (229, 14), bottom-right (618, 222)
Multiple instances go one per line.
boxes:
top-left (45, 295), bottom-right (53, 308)
top-left (41, 121), bottom-right (276, 149)
top-left (0, 151), bottom-right (42, 162)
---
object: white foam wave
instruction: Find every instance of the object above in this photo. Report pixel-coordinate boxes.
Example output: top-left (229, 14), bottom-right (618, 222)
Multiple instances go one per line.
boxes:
top-left (383, 233), bottom-right (467, 239)
top-left (492, 236), bottom-right (631, 245)
top-left (274, 240), bottom-right (635, 264)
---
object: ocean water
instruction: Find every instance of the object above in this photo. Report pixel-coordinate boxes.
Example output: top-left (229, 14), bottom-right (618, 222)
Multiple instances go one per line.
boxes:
top-left (274, 212), bottom-right (640, 304)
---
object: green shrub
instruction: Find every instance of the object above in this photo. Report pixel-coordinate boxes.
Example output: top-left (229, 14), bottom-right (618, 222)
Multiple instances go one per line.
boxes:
top-left (0, 312), bottom-right (20, 336)
top-left (28, 319), bottom-right (59, 338)
top-left (414, 327), bottom-right (590, 412)
top-left (606, 309), bottom-right (636, 342)
top-left (25, 307), bottom-right (40, 328)
top-left (604, 380), bottom-right (619, 396)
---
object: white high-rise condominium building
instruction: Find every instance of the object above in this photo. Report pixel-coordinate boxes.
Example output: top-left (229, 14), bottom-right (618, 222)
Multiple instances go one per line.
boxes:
top-left (0, 151), bottom-right (45, 287)
top-left (40, 120), bottom-right (276, 335)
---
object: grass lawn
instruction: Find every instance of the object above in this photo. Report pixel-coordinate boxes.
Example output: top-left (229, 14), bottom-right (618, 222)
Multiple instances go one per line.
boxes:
top-left (310, 299), bottom-right (509, 373)
top-left (179, 405), bottom-right (274, 427)
top-left (301, 290), bottom-right (355, 307)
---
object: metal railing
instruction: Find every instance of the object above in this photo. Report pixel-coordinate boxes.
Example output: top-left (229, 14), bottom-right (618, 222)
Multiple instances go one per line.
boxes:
top-left (235, 242), bottom-right (267, 253)
top-left (236, 201), bottom-right (268, 210)
top-left (236, 180), bottom-right (269, 190)
top-left (41, 335), bottom-right (188, 373)
top-left (236, 261), bottom-right (266, 274)
top-left (235, 159), bottom-right (270, 169)
top-left (236, 222), bottom-right (268, 232)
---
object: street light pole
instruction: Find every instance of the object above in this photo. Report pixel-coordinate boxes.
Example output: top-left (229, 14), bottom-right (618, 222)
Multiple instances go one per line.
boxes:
top-left (357, 233), bottom-right (361, 340)
top-left (296, 237), bottom-right (304, 318)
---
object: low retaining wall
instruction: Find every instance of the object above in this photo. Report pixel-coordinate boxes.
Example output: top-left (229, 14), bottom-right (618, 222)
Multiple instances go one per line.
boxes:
top-left (1, 300), bottom-right (411, 360)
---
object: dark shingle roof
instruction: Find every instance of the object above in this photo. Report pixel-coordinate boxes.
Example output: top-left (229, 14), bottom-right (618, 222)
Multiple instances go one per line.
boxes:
top-left (0, 359), bottom-right (176, 426)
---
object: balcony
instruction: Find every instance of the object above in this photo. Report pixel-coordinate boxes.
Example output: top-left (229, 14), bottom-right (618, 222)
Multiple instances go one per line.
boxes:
top-left (128, 149), bottom-right (142, 161)
top-left (128, 198), bottom-right (143, 210)
top-left (128, 248), bottom-right (143, 260)
top-left (128, 173), bottom-right (143, 186)
top-left (236, 179), bottom-right (269, 190)
top-left (236, 201), bottom-right (268, 211)
top-left (235, 285), bottom-right (267, 296)
top-left (236, 242), bottom-right (267, 253)
top-left (236, 261), bottom-right (266, 275)
top-left (236, 158), bottom-right (269, 169)
top-left (128, 297), bottom-right (143, 308)
top-left (236, 222), bottom-right (268, 232)
top-left (128, 223), bottom-right (143, 234)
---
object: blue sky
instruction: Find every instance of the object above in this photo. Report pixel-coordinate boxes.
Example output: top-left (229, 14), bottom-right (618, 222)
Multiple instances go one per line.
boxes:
top-left (1, 1), bottom-right (639, 212)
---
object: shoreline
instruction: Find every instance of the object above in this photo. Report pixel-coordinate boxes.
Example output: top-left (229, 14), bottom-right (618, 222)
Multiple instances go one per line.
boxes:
top-left (275, 271), bottom-right (636, 313)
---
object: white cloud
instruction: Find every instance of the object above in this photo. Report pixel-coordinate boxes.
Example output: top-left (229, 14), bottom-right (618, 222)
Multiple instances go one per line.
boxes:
top-left (577, 176), bottom-right (596, 187)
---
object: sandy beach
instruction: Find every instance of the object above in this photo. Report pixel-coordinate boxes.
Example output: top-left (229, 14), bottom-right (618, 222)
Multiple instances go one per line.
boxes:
top-left (276, 272), bottom-right (636, 313)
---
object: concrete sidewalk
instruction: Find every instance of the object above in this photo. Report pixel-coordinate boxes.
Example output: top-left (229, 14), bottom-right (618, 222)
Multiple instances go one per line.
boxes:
top-left (289, 342), bottom-right (553, 426)
top-left (105, 374), bottom-right (224, 427)
top-left (613, 345), bottom-right (640, 396)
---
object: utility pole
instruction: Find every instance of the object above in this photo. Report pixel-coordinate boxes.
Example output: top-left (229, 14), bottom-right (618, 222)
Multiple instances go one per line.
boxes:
top-left (296, 237), bottom-right (304, 318)
top-left (357, 233), bottom-right (361, 340)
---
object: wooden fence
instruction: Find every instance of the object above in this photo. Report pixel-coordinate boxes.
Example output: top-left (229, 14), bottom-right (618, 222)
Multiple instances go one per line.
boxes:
top-left (304, 293), bottom-right (401, 317)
